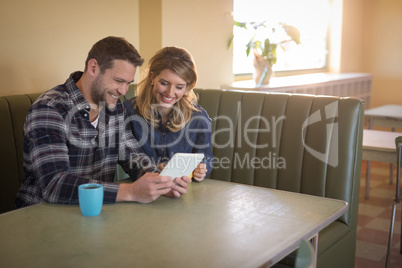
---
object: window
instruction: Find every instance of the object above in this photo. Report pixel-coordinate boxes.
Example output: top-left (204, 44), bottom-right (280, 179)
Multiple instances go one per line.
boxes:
top-left (232, 0), bottom-right (331, 75)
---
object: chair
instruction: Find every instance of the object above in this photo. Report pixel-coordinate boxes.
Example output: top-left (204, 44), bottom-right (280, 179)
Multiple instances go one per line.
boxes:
top-left (385, 136), bottom-right (402, 268)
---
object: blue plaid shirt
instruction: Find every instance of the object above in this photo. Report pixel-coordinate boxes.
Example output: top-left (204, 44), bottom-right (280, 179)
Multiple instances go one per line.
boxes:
top-left (15, 72), bottom-right (157, 208)
top-left (123, 97), bottom-right (214, 176)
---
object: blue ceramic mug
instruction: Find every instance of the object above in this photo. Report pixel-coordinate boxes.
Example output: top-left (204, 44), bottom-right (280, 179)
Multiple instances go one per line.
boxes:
top-left (78, 183), bottom-right (104, 216)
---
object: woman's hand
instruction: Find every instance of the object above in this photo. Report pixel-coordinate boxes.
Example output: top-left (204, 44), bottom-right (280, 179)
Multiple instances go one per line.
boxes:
top-left (192, 163), bottom-right (207, 182)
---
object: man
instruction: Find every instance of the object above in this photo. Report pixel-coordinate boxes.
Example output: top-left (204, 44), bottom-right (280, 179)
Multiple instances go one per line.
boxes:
top-left (15, 36), bottom-right (191, 208)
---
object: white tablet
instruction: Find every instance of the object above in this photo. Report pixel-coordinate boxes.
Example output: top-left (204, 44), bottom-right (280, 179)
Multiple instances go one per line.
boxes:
top-left (159, 153), bottom-right (204, 180)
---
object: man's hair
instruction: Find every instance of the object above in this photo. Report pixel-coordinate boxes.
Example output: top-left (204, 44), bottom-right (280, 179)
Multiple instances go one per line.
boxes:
top-left (84, 36), bottom-right (144, 73)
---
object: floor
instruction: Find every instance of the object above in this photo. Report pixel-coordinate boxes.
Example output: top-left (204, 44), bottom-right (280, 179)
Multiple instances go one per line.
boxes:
top-left (355, 161), bottom-right (402, 268)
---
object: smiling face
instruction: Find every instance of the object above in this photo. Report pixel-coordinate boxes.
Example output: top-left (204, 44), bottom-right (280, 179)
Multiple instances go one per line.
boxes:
top-left (151, 69), bottom-right (187, 112)
top-left (90, 59), bottom-right (136, 109)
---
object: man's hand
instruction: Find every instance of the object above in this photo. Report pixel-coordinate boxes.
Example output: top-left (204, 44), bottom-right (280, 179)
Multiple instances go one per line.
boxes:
top-left (164, 176), bottom-right (192, 198)
top-left (116, 172), bottom-right (174, 203)
top-left (192, 163), bottom-right (207, 182)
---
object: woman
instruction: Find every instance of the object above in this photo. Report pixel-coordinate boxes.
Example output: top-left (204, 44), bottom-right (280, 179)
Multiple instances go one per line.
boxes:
top-left (124, 46), bottom-right (213, 181)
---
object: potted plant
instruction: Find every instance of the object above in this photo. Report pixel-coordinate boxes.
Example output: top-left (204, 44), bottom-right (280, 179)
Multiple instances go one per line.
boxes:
top-left (229, 21), bottom-right (301, 85)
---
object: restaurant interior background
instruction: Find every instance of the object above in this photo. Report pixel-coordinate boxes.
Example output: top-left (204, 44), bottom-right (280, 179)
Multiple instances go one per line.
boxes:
top-left (1, 0), bottom-right (402, 110)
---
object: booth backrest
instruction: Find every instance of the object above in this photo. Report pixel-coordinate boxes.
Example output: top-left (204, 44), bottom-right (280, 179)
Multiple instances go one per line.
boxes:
top-left (194, 88), bottom-right (364, 229)
top-left (1, 88), bottom-right (364, 227)
top-left (0, 88), bottom-right (364, 268)
top-left (0, 93), bottom-right (42, 213)
top-left (0, 83), bottom-right (138, 214)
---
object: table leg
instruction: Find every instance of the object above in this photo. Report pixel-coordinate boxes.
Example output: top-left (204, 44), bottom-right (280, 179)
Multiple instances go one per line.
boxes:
top-left (391, 127), bottom-right (396, 185)
top-left (366, 117), bottom-right (373, 199)
top-left (400, 206), bottom-right (402, 254)
top-left (366, 160), bottom-right (371, 200)
top-left (311, 234), bottom-right (318, 268)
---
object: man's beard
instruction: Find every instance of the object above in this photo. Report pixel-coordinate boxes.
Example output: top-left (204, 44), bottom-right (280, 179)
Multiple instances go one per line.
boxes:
top-left (90, 74), bottom-right (105, 106)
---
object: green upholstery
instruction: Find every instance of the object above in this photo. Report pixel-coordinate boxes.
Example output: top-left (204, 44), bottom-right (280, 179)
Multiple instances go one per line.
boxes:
top-left (0, 93), bottom-right (41, 213)
top-left (1, 88), bottom-right (363, 268)
top-left (194, 88), bottom-right (363, 268)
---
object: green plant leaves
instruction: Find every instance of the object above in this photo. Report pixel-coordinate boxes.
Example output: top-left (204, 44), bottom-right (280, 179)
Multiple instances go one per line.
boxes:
top-left (227, 35), bottom-right (234, 49)
top-left (230, 20), bottom-right (300, 65)
top-left (234, 21), bottom-right (247, 29)
top-left (281, 23), bottom-right (301, 44)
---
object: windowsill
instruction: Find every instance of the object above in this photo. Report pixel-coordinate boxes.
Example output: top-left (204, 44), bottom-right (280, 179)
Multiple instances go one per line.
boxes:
top-left (226, 72), bottom-right (372, 90)
top-left (234, 68), bottom-right (329, 82)
top-left (222, 72), bottom-right (373, 108)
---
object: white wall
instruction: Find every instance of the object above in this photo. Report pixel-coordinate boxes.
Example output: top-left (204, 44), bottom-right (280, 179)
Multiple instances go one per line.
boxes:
top-left (361, 0), bottom-right (402, 107)
top-left (0, 0), bottom-right (140, 96)
top-left (161, 0), bottom-right (234, 89)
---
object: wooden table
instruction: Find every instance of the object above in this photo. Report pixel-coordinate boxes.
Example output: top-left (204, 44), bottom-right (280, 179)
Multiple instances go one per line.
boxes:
top-left (362, 129), bottom-right (402, 199)
top-left (0, 180), bottom-right (348, 268)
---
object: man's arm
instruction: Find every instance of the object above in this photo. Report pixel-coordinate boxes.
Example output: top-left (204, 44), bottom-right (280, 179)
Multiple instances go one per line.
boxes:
top-left (24, 104), bottom-right (119, 204)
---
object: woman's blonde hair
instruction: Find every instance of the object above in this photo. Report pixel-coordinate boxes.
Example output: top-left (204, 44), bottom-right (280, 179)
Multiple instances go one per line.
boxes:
top-left (135, 46), bottom-right (198, 132)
